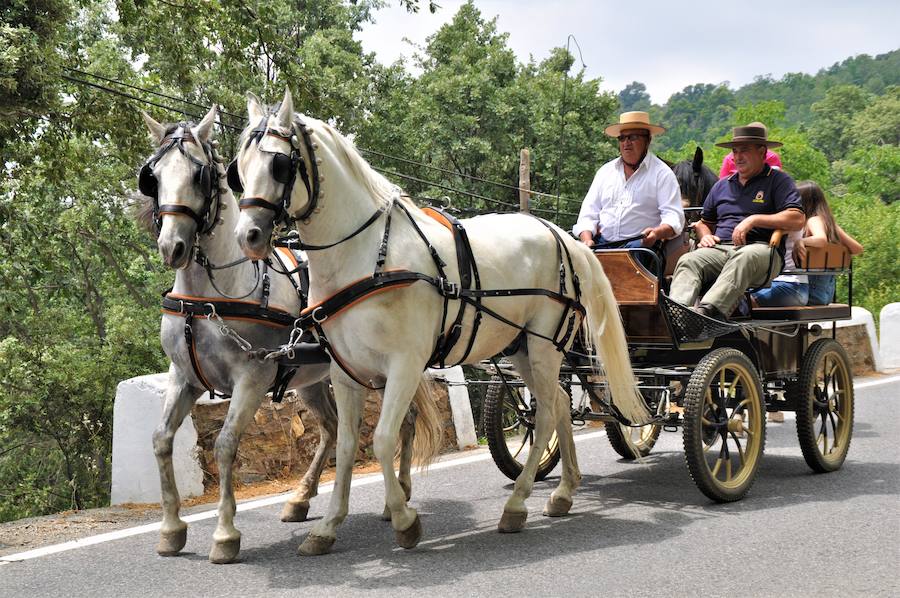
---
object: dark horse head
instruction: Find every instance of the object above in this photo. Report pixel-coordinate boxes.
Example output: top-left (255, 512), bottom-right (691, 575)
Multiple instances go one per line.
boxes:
top-left (671, 147), bottom-right (718, 208)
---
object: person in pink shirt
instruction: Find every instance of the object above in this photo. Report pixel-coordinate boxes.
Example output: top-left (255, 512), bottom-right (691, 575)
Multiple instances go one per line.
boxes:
top-left (719, 122), bottom-right (783, 178)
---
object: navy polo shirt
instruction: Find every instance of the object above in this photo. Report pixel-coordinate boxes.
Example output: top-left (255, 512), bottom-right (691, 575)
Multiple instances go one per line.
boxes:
top-left (701, 165), bottom-right (802, 244)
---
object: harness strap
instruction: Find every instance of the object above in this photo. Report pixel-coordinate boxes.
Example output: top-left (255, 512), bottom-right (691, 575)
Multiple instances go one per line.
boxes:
top-left (183, 313), bottom-right (222, 399)
top-left (162, 292), bottom-right (296, 328)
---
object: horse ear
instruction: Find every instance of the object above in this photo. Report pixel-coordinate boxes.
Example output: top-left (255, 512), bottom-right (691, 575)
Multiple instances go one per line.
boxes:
top-left (275, 87), bottom-right (294, 129)
top-left (192, 104), bottom-right (218, 144)
top-left (247, 92), bottom-right (266, 123)
top-left (141, 111), bottom-right (167, 144)
top-left (691, 146), bottom-right (704, 173)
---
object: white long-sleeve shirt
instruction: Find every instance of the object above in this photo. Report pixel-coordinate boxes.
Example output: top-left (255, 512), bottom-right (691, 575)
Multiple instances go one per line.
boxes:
top-left (572, 152), bottom-right (685, 241)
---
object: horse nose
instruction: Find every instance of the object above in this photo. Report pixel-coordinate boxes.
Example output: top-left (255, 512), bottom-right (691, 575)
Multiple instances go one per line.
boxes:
top-left (161, 239), bottom-right (187, 268)
top-left (246, 226), bottom-right (262, 246)
top-left (171, 241), bottom-right (186, 265)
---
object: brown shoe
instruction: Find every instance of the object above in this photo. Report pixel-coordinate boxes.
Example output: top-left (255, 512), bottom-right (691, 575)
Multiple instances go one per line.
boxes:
top-left (767, 411), bottom-right (785, 423)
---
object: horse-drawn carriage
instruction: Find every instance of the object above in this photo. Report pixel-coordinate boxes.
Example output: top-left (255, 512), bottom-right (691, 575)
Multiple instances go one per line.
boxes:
top-left (140, 91), bottom-right (857, 560)
top-left (480, 229), bottom-right (855, 502)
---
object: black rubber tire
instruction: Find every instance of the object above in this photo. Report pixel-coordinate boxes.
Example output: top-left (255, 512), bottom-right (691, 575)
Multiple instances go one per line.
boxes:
top-left (682, 348), bottom-right (766, 503)
top-left (483, 374), bottom-right (561, 482)
top-left (792, 339), bottom-right (854, 473)
top-left (606, 421), bottom-right (661, 459)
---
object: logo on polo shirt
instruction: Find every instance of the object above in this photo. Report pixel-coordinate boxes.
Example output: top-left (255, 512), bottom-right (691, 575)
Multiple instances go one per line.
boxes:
top-left (753, 190), bottom-right (765, 203)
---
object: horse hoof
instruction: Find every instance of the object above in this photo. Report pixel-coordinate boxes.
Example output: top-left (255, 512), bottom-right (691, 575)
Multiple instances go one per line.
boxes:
top-left (209, 537), bottom-right (241, 564)
top-left (395, 515), bottom-right (422, 549)
top-left (298, 534), bottom-right (335, 556)
top-left (156, 527), bottom-right (187, 556)
top-left (280, 501), bottom-right (310, 522)
top-left (381, 505), bottom-right (392, 522)
top-left (542, 496), bottom-right (573, 517)
top-left (498, 510), bottom-right (528, 533)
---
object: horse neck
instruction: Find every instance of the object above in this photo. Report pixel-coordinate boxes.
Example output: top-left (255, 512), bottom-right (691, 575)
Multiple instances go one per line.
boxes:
top-left (171, 181), bottom-right (257, 299)
top-left (299, 169), bottom-right (398, 297)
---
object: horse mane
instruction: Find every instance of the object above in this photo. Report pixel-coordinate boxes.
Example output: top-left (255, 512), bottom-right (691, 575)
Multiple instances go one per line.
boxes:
top-left (308, 118), bottom-right (410, 210)
top-left (131, 191), bottom-right (158, 237)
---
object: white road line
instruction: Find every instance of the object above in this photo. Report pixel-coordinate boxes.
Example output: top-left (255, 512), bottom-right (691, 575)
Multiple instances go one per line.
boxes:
top-left (5, 372), bottom-right (897, 563)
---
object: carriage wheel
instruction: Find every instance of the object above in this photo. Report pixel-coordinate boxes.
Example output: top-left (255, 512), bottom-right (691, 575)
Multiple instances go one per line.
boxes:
top-left (605, 420), bottom-right (661, 459)
top-left (682, 348), bottom-right (766, 502)
top-left (792, 339), bottom-right (854, 473)
top-left (483, 374), bottom-right (561, 481)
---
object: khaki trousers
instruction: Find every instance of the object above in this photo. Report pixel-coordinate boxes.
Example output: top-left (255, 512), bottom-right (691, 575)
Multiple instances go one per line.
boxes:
top-left (669, 243), bottom-right (783, 315)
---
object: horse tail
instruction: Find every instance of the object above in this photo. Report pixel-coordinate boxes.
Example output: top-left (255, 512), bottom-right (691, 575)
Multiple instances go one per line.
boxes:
top-left (409, 377), bottom-right (444, 470)
top-left (572, 243), bottom-right (651, 425)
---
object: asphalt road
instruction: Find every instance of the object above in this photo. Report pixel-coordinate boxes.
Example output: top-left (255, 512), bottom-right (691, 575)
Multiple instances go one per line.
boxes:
top-left (2, 376), bottom-right (898, 598)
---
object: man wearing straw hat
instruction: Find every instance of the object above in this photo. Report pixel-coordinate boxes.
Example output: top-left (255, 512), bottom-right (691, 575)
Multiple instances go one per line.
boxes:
top-left (669, 122), bottom-right (805, 320)
top-left (573, 111), bottom-right (684, 252)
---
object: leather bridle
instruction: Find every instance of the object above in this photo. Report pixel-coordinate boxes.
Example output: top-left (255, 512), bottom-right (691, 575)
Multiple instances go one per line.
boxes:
top-left (139, 125), bottom-right (221, 236)
top-left (228, 113), bottom-right (321, 228)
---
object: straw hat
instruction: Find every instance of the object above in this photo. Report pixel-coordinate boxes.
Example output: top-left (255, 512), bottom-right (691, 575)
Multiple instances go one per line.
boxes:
top-left (716, 122), bottom-right (783, 148)
top-left (604, 111), bottom-right (666, 137)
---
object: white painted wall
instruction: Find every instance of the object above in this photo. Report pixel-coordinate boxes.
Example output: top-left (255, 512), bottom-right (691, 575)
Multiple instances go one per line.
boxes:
top-left (427, 366), bottom-right (478, 450)
top-left (879, 303), bottom-right (900, 370)
top-left (110, 373), bottom-right (205, 505)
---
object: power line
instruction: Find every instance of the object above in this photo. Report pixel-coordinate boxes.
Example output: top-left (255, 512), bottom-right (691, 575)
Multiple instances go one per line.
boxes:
top-left (61, 74), bottom-right (244, 132)
top-left (63, 67), bottom-right (246, 124)
top-left (61, 73), bottom-right (580, 218)
top-left (64, 69), bottom-right (578, 205)
top-left (360, 147), bottom-right (572, 203)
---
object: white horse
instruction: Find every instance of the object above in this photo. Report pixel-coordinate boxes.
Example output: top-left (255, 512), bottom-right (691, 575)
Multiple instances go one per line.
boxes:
top-left (139, 105), bottom-right (441, 563)
top-left (232, 89), bottom-right (650, 555)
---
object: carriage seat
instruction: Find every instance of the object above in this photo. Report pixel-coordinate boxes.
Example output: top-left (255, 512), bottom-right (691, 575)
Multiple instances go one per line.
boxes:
top-left (750, 242), bottom-right (852, 321)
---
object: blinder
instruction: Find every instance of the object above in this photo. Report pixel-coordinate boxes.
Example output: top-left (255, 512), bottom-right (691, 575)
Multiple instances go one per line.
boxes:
top-left (234, 113), bottom-right (320, 228)
top-left (139, 125), bottom-right (220, 235)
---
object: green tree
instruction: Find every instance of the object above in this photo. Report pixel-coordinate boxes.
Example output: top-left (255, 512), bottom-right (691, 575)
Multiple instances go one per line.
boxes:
top-left (355, 1), bottom-right (618, 224)
top-left (809, 85), bottom-right (872, 161)
top-left (618, 81), bottom-right (651, 112)
top-left (0, 0), bottom-right (70, 145)
top-left (846, 85), bottom-right (900, 148)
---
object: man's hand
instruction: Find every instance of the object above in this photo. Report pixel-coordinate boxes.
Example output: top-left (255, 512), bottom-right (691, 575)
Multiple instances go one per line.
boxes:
top-left (578, 230), bottom-right (595, 247)
top-left (731, 215), bottom-right (758, 246)
top-left (640, 227), bottom-right (658, 247)
top-left (698, 234), bottom-right (721, 248)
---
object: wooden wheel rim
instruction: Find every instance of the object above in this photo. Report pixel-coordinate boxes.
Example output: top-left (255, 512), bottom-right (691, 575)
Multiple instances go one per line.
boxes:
top-left (503, 393), bottom-right (560, 469)
top-left (809, 349), bottom-right (852, 464)
top-left (699, 362), bottom-right (763, 490)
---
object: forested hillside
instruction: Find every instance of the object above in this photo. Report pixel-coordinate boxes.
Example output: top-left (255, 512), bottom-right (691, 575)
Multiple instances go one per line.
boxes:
top-left (1, 0), bottom-right (897, 522)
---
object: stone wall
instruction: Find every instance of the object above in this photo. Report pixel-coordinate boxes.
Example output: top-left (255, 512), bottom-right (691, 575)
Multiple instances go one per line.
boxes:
top-left (191, 379), bottom-right (457, 489)
top-left (832, 325), bottom-right (876, 376)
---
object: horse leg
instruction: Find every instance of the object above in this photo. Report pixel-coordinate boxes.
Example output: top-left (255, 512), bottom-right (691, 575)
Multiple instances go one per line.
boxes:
top-left (298, 374), bottom-right (365, 556)
top-left (209, 379), bottom-right (266, 564)
top-left (383, 408), bottom-right (415, 521)
top-left (153, 368), bottom-right (203, 556)
top-left (544, 384), bottom-right (580, 517)
top-left (281, 381), bottom-right (336, 522)
top-left (373, 369), bottom-right (424, 549)
top-left (498, 348), bottom-right (565, 532)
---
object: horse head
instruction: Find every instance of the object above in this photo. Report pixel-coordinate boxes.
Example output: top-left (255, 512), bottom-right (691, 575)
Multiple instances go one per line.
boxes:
top-left (671, 147), bottom-right (718, 208)
top-left (232, 89), bottom-right (320, 259)
top-left (139, 105), bottom-right (222, 268)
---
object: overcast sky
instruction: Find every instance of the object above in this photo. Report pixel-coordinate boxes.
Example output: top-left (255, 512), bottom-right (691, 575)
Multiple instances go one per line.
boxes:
top-left (355, 0), bottom-right (900, 104)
